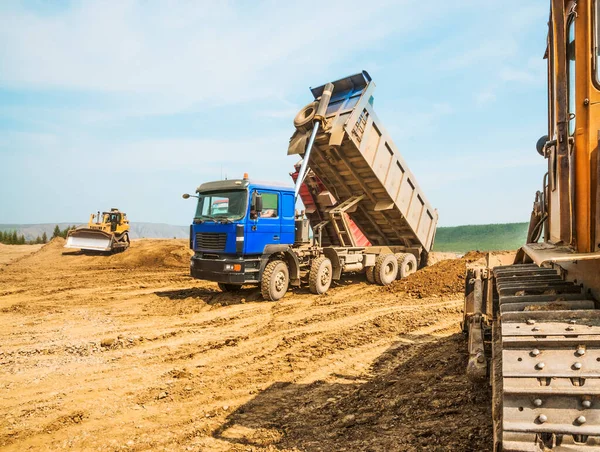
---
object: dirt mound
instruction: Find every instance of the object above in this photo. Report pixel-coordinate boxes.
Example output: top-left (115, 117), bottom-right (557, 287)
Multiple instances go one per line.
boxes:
top-left (8, 237), bottom-right (192, 270)
top-left (38, 236), bottom-right (66, 253)
top-left (5, 237), bottom-right (66, 266)
top-left (383, 252), bottom-right (484, 298)
top-left (384, 258), bottom-right (467, 298)
top-left (107, 239), bottom-right (192, 268)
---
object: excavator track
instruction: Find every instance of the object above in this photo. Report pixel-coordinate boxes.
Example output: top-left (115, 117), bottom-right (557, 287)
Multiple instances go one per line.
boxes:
top-left (493, 264), bottom-right (600, 451)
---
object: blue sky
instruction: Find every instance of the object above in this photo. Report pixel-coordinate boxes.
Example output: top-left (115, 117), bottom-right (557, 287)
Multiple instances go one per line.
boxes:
top-left (0, 0), bottom-right (548, 227)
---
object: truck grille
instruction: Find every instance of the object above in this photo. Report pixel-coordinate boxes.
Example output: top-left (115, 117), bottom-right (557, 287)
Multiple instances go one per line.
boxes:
top-left (195, 233), bottom-right (227, 251)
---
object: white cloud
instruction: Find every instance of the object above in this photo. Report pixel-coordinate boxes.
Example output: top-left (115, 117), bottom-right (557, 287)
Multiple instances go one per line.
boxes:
top-left (0, 1), bottom-right (495, 114)
top-left (412, 148), bottom-right (544, 190)
top-left (500, 68), bottom-right (537, 83)
top-left (432, 103), bottom-right (454, 115)
top-left (438, 39), bottom-right (519, 72)
top-left (384, 102), bottom-right (455, 140)
top-left (0, 130), bottom-right (59, 150)
top-left (0, 0), bottom-right (413, 114)
top-left (475, 90), bottom-right (497, 105)
top-left (101, 136), bottom-right (288, 172)
top-left (257, 108), bottom-right (301, 119)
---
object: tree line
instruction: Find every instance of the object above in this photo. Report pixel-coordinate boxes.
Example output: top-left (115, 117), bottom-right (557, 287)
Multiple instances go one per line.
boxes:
top-left (0, 230), bottom-right (29, 245)
top-left (0, 225), bottom-right (77, 245)
top-left (52, 225), bottom-right (77, 239)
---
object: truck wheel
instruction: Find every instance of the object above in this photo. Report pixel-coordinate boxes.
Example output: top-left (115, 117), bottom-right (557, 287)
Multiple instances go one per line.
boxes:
top-left (365, 266), bottom-right (376, 284)
top-left (395, 253), bottom-right (417, 279)
top-left (218, 283), bottom-right (243, 292)
top-left (374, 254), bottom-right (398, 285)
top-left (309, 256), bottom-right (332, 294)
top-left (261, 260), bottom-right (289, 301)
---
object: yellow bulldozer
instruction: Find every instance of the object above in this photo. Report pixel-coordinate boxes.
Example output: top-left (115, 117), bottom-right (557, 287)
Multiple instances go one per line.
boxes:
top-left (464, 1), bottom-right (600, 450)
top-left (65, 208), bottom-right (130, 253)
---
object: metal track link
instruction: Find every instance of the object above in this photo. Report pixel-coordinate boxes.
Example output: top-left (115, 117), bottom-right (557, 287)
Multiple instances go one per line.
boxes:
top-left (493, 265), bottom-right (600, 451)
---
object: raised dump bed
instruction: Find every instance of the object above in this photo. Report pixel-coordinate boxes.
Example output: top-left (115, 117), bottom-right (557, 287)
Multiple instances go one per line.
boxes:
top-left (289, 71), bottom-right (438, 254)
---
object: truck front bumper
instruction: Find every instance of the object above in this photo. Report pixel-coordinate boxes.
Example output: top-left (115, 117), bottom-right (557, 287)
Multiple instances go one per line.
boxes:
top-left (190, 255), bottom-right (258, 284)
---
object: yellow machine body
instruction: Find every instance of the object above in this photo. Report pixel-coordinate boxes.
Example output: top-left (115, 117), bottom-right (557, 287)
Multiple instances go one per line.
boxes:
top-left (516, 0), bottom-right (600, 299)
top-left (65, 208), bottom-right (130, 253)
top-left (541, 0), bottom-right (599, 253)
top-left (463, 2), bottom-right (600, 450)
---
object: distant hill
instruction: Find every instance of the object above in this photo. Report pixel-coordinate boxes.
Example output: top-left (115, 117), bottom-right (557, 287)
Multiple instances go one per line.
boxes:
top-left (0, 223), bottom-right (189, 241)
top-left (433, 222), bottom-right (529, 253)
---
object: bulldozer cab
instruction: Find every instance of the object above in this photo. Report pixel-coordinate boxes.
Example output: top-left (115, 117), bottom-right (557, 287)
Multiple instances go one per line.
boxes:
top-left (104, 212), bottom-right (121, 232)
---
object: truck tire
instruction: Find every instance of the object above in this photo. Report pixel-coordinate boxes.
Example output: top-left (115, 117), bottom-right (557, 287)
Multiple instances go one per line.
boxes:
top-left (365, 266), bottom-right (376, 284)
top-left (261, 260), bottom-right (289, 301)
top-left (294, 101), bottom-right (318, 130)
top-left (395, 253), bottom-right (417, 279)
top-left (218, 283), bottom-right (243, 292)
top-left (374, 254), bottom-right (398, 286)
top-left (309, 256), bottom-right (332, 295)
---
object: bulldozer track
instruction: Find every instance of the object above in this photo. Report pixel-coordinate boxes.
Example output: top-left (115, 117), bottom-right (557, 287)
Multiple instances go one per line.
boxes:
top-left (494, 264), bottom-right (600, 451)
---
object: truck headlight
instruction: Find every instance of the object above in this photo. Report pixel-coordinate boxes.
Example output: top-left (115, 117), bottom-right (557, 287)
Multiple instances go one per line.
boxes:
top-left (224, 263), bottom-right (242, 272)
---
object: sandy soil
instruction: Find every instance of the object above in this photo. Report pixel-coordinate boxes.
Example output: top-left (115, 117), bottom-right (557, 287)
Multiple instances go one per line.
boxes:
top-left (0, 243), bottom-right (44, 266)
top-left (0, 239), bottom-right (492, 451)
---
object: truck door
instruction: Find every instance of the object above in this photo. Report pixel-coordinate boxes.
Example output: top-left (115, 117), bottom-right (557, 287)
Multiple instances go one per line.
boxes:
top-left (281, 192), bottom-right (295, 243)
top-left (246, 190), bottom-right (281, 255)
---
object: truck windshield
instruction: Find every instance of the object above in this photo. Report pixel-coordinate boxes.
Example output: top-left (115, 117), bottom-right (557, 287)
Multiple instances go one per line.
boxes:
top-left (195, 190), bottom-right (247, 221)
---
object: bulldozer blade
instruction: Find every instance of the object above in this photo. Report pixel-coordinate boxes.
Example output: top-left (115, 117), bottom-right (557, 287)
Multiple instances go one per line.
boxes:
top-left (65, 229), bottom-right (113, 252)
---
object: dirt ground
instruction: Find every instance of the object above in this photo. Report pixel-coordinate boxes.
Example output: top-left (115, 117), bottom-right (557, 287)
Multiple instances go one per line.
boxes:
top-left (0, 243), bottom-right (44, 266)
top-left (0, 239), bottom-right (493, 451)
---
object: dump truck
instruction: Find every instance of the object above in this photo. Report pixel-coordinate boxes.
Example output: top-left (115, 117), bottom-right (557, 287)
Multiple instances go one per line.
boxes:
top-left (65, 208), bottom-right (130, 253)
top-left (463, 2), bottom-right (600, 450)
top-left (184, 72), bottom-right (438, 301)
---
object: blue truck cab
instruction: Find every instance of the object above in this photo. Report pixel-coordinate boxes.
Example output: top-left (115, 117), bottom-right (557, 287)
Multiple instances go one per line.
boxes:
top-left (188, 176), bottom-right (300, 289)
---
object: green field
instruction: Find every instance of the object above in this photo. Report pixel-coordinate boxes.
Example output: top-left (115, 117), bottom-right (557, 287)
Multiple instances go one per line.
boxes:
top-left (432, 222), bottom-right (528, 253)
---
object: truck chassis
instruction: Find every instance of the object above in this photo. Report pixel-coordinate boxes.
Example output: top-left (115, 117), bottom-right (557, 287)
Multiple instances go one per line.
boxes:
top-left (191, 242), bottom-right (421, 301)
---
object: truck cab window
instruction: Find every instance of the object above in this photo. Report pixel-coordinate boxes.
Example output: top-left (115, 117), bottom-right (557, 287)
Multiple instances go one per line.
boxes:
top-left (567, 14), bottom-right (576, 136)
top-left (260, 193), bottom-right (279, 218)
top-left (195, 190), bottom-right (247, 220)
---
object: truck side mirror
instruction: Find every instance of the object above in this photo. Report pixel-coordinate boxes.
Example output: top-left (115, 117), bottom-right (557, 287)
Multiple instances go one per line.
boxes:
top-left (250, 192), bottom-right (263, 220)
top-left (182, 193), bottom-right (190, 199)
top-left (255, 194), bottom-right (263, 212)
